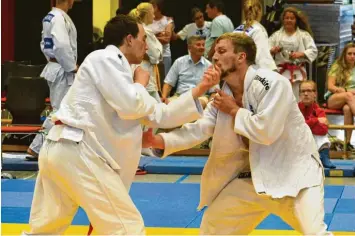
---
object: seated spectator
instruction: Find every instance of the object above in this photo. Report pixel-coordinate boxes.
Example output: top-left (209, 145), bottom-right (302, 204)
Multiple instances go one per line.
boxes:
top-left (325, 42), bottom-right (355, 151)
top-left (299, 80), bottom-right (336, 169)
top-left (172, 7), bottom-right (211, 41)
top-left (161, 35), bottom-right (218, 108)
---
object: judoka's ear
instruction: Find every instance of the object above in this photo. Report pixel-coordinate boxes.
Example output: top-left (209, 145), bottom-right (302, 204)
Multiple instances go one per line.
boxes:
top-left (238, 52), bottom-right (247, 61)
top-left (126, 34), bottom-right (133, 47)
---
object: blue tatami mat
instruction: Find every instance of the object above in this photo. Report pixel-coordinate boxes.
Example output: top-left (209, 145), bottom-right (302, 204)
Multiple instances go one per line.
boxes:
top-left (5, 155), bottom-right (354, 177)
top-left (323, 160), bottom-right (355, 177)
top-left (2, 180), bottom-right (355, 232)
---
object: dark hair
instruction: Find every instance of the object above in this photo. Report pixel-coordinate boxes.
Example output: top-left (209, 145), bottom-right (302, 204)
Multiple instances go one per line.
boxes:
top-left (281, 7), bottom-right (313, 37)
top-left (150, 0), bottom-right (164, 12)
top-left (103, 15), bottom-right (139, 47)
top-left (207, 0), bottom-right (225, 13)
top-left (116, 7), bottom-right (130, 15)
top-left (191, 7), bottom-right (202, 20)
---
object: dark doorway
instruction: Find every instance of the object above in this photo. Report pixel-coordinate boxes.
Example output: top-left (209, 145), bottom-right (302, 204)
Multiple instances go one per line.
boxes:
top-left (68, 0), bottom-right (93, 65)
top-left (14, 0), bottom-right (51, 64)
top-left (14, 0), bottom-right (93, 65)
top-left (120, 0), bottom-right (242, 62)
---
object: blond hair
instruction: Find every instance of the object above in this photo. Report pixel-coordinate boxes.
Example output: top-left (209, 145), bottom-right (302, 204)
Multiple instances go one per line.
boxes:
top-left (217, 33), bottom-right (256, 65)
top-left (299, 80), bottom-right (317, 92)
top-left (129, 2), bottom-right (153, 24)
top-left (331, 42), bottom-right (355, 87)
top-left (243, 0), bottom-right (263, 30)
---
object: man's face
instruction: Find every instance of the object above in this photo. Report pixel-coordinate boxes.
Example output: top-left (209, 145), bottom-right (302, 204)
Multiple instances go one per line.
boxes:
top-left (213, 39), bottom-right (238, 79)
top-left (299, 83), bottom-right (316, 106)
top-left (130, 24), bottom-right (148, 64)
top-left (188, 40), bottom-right (205, 58)
top-left (205, 4), bottom-right (216, 19)
top-left (194, 11), bottom-right (205, 28)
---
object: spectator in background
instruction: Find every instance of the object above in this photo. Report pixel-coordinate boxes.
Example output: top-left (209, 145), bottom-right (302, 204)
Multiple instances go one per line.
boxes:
top-left (116, 6), bottom-right (130, 15)
top-left (129, 2), bottom-right (163, 102)
top-left (172, 7), bottom-right (211, 41)
top-left (149, 0), bottom-right (174, 76)
top-left (205, 0), bottom-right (234, 60)
top-left (299, 80), bottom-right (336, 169)
top-left (269, 7), bottom-right (317, 101)
top-left (325, 42), bottom-right (355, 151)
top-left (161, 36), bottom-right (218, 109)
top-left (234, 0), bottom-right (277, 70)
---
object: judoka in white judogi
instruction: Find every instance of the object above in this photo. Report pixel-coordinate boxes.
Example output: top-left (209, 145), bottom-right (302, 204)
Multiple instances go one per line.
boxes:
top-left (29, 5), bottom-right (77, 155)
top-left (149, 33), bottom-right (331, 235)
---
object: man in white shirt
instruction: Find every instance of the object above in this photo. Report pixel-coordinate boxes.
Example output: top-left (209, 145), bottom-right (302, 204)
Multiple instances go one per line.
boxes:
top-left (147, 33), bottom-right (331, 235)
top-left (204, 0), bottom-right (234, 60)
top-left (23, 14), bottom-right (221, 235)
top-left (173, 7), bottom-right (211, 41)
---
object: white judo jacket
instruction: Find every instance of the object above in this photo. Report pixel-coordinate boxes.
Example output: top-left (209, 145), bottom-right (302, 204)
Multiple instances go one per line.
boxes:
top-left (157, 85), bottom-right (250, 210)
top-left (47, 45), bottom-right (203, 191)
top-left (235, 66), bottom-right (324, 198)
top-left (158, 66), bottom-right (324, 210)
top-left (234, 22), bottom-right (277, 71)
top-left (40, 7), bottom-right (77, 85)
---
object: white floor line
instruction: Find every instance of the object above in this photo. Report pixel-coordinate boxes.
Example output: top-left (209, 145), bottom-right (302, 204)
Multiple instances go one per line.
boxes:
top-left (24, 173), bottom-right (37, 180)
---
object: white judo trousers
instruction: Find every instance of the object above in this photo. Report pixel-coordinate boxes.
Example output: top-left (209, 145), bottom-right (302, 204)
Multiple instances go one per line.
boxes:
top-left (201, 177), bottom-right (331, 235)
top-left (26, 139), bottom-right (144, 235)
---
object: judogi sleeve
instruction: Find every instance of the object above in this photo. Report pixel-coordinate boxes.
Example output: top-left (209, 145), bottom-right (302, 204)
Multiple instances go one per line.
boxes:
top-left (302, 32), bottom-right (318, 62)
top-left (141, 90), bottom-right (203, 128)
top-left (51, 16), bottom-right (76, 72)
top-left (253, 29), bottom-right (277, 70)
top-left (234, 76), bottom-right (293, 145)
top-left (154, 102), bottom-right (217, 158)
top-left (145, 27), bottom-right (163, 64)
top-left (268, 31), bottom-right (278, 49)
top-left (93, 56), bottom-right (158, 120)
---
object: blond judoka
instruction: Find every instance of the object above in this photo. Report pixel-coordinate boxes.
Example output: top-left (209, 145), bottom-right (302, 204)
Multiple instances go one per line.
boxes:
top-left (148, 33), bottom-right (332, 235)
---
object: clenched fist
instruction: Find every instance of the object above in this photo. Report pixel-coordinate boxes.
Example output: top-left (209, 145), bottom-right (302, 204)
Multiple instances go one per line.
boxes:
top-left (134, 66), bottom-right (150, 88)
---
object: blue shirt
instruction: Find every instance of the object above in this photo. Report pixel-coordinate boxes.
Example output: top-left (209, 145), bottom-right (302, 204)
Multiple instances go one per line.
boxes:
top-left (164, 55), bottom-right (216, 95)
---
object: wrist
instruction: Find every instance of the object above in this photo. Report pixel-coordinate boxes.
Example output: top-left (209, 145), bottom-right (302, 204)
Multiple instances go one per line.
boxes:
top-left (192, 85), bottom-right (206, 99)
top-left (230, 107), bottom-right (239, 117)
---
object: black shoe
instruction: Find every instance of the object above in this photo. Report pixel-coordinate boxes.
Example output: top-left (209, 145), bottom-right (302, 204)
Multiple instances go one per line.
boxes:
top-left (25, 156), bottom-right (38, 161)
top-left (26, 148), bottom-right (38, 161)
top-left (1, 173), bottom-right (16, 179)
